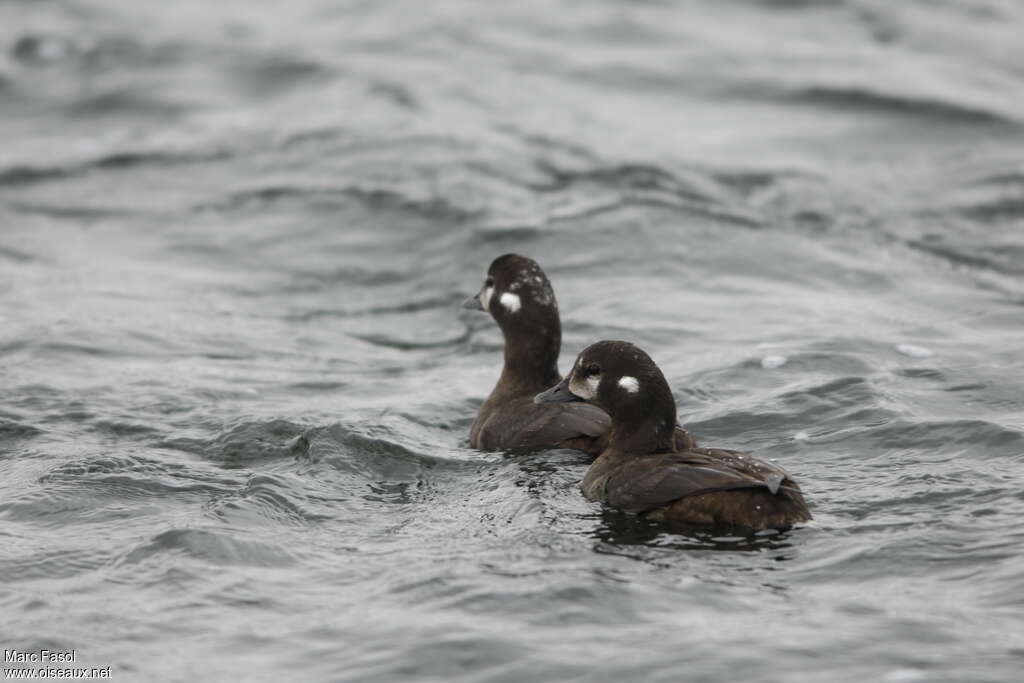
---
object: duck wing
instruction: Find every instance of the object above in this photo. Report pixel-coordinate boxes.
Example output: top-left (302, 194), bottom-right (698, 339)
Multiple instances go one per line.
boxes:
top-left (519, 401), bottom-right (610, 446)
top-left (604, 448), bottom-right (796, 515)
top-left (474, 397), bottom-right (610, 451)
top-left (688, 448), bottom-right (799, 494)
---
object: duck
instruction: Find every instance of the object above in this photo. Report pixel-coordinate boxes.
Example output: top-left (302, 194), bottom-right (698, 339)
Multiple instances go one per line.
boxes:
top-left (463, 255), bottom-right (696, 455)
top-left (535, 340), bottom-right (810, 531)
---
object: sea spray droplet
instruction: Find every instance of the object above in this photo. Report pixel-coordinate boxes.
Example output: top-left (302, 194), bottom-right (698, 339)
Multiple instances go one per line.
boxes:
top-left (895, 344), bottom-right (933, 358)
top-left (761, 355), bottom-right (787, 369)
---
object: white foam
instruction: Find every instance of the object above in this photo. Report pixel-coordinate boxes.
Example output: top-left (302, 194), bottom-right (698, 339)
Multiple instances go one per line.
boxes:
top-left (896, 343), bottom-right (932, 358)
top-left (499, 292), bottom-right (521, 313)
top-left (618, 376), bottom-right (639, 393)
top-left (794, 431), bottom-right (810, 441)
top-left (761, 355), bottom-right (787, 369)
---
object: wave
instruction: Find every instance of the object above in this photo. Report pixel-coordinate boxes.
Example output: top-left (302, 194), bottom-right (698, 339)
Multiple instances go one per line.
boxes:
top-left (119, 528), bottom-right (296, 567)
top-left (350, 328), bottom-right (471, 351)
top-left (0, 417), bottom-right (43, 440)
top-left (0, 149), bottom-right (231, 188)
top-left (906, 237), bottom-right (1024, 276)
top-left (287, 294), bottom-right (462, 321)
top-left (470, 160), bottom-right (765, 229)
top-left (159, 419), bottom-right (312, 466)
top-left (0, 548), bottom-right (111, 582)
top-left (857, 419), bottom-right (1023, 453)
top-left (206, 472), bottom-right (331, 526)
top-left (10, 33), bottom-right (183, 70)
top-left (782, 86), bottom-right (1019, 127)
top-left (0, 244), bottom-right (39, 263)
top-left (199, 185), bottom-right (478, 223)
top-left (39, 454), bottom-right (241, 497)
top-left (63, 89), bottom-right (187, 120)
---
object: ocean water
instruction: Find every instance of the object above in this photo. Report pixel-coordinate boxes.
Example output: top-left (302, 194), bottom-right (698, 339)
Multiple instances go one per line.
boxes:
top-left (2, 1), bottom-right (1024, 681)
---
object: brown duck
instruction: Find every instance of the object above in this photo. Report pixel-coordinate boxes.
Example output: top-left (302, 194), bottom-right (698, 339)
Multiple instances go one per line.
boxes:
top-left (535, 340), bottom-right (811, 530)
top-left (463, 255), bottom-right (696, 455)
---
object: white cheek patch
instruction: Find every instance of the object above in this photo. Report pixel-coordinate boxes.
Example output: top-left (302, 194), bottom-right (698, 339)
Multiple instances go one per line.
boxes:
top-left (618, 376), bottom-right (639, 393)
top-left (481, 286), bottom-right (494, 311)
top-left (569, 374), bottom-right (599, 401)
top-left (499, 292), bottom-right (521, 313)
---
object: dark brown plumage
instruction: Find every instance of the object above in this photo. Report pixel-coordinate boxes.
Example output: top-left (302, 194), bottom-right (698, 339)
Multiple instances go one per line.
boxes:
top-left (535, 340), bottom-right (810, 531)
top-left (464, 255), bottom-right (695, 454)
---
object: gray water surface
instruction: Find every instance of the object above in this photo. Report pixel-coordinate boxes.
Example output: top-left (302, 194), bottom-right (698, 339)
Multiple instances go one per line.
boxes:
top-left (2, 1), bottom-right (1024, 681)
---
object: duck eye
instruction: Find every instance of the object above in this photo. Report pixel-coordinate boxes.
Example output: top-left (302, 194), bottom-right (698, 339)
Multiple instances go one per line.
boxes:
top-left (484, 277), bottom-right (494, 288)
top-left (585, 363), bottom-right (600, 376)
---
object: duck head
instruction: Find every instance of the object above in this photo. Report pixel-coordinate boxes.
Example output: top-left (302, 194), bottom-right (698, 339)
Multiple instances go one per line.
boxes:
top-left (535, 340), bottom-right (678, 451)
top-left (463, 254), bottom-right (558, 326)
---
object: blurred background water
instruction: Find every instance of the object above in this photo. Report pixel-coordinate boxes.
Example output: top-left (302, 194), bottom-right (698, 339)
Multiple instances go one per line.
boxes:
top-left (2, 1), bottom-right (1024, 681)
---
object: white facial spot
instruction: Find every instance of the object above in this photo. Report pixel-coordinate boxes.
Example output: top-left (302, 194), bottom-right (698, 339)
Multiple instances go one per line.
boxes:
top-left (481, 286), bottom-right (494, 311)
top-left (499, 292), bottom-right (521, 313)
top-left (569, 372), bottom-right (600, 401)
top-left (618, 376), bottom-right (639, 393)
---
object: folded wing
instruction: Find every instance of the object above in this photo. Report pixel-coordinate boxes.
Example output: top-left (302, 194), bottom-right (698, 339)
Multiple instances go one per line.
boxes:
top-left (518, 401), bottom-right (610, 445)
top-left (605, 448), bottom-right (802, 514)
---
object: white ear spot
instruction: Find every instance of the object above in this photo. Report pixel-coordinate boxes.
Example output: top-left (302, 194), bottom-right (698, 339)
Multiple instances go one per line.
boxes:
top-left (499, 292), bottom-right (521, 313)
top-left (481, 286), bottom-right (494, 311)
top-left (618, 376), bottom-right (639, 393)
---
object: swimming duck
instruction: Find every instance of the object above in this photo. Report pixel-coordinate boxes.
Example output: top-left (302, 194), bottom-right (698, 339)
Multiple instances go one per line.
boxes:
top-left (463, 255), bottom-right (696, 455)
top-left (535, 340), bottom-right (810, 530)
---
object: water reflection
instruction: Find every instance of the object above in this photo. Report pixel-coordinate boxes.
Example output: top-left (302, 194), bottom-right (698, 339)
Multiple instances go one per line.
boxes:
top-left (593, 507), bottom-right (798, 555)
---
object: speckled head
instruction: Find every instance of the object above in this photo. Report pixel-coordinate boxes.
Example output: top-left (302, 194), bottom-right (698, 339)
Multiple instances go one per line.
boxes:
top-left (537, 340), bottom-right (677, 434)
top-left (463, 254), bottom-right (560, 334)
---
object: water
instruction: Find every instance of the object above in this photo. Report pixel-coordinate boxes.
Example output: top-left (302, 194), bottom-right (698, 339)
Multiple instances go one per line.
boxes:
top-left (2, 1), bottom-right (1024, 681)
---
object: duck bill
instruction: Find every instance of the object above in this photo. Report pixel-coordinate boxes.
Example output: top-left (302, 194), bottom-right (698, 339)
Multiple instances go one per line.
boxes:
top-left (534, 379), bottom-right (582, 404)
top-left (462, 292), bottom-right (484, 311)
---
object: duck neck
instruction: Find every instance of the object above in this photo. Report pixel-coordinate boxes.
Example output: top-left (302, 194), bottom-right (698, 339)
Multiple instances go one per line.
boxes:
top-left (497, 324), bottom-right (561, 396)
top-left (606, 378), bottom-right (679, 455)
top-left (608, 414), bottom-right (677, 455)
